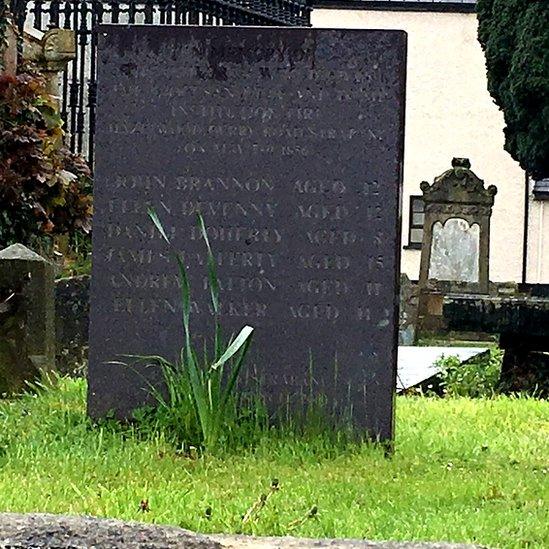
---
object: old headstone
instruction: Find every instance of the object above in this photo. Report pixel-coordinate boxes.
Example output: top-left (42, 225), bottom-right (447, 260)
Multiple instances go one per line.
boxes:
top-left (419, 158), bottom-right (497, 294)
top-left (417, 158), bottom-right (497, 333)
top-left (0, 244), bottom-right (55, 395)
top-left (89, 26), bottom-right (406, 440)
top-left (24, 28), bottom-right (76, 109)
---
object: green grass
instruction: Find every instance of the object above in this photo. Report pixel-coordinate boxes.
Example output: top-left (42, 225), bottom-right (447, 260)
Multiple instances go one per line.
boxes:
top-left (0, 378), bottom-right (547, 548)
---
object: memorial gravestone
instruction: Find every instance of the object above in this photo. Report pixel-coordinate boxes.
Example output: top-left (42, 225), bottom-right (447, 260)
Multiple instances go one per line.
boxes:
top-left (89, 26), bottom-right (406, 441)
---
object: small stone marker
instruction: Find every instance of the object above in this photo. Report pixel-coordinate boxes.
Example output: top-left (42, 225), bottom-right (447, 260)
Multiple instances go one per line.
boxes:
top-left (0, 244), bottom-right (55, 395)
top-left (89, 26), bottom-right (406, 441)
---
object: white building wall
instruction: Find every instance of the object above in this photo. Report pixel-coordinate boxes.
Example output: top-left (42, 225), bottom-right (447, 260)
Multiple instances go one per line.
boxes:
top-left (527, 194), bottom-right (549, 284)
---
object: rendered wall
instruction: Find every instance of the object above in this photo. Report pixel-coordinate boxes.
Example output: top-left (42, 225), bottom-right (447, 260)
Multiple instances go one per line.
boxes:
top-left (312, 8), bottom-right (530, 282)
top-left (527, 196), bottom-right (549, 284)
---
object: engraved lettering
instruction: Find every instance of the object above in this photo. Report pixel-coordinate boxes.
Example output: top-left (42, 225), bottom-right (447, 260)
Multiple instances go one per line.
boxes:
top-left (207, 275), bottom-right (277, 293)
top-left (298, 204), bottom-right (349, 220)
top-left (298, 279), bottom-right (349, 296)
top-left (306, 229), bottom-right (358, 245)
top-left (190, 226), bottom-right (282, 244)
top-left (299, 255), bottom-right (351, 270)
top-left (293, 179), bottom-right (346, 195)
top-left (366, 282), bottom-right (382, 296)
top-left (289, 304), bottom-right (340, 320)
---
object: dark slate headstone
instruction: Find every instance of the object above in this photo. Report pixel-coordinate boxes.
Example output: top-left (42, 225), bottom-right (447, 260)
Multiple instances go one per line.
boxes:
top-left (89, 25), bottom-right (406, 441)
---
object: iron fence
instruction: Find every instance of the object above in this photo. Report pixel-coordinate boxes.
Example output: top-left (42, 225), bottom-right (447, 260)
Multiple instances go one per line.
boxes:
top-left (10, 0), bottom-right (311, 166)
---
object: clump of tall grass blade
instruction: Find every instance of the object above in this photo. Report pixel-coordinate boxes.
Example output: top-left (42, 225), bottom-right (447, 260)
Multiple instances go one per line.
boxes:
top-left (125, 208), bottom-right (254, 452)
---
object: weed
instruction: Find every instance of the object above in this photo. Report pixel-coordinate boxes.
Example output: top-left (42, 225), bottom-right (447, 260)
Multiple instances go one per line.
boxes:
top-left (121, 209), bottom-right (254, 452)
top-left (436, 348), bottom-right (503, 398)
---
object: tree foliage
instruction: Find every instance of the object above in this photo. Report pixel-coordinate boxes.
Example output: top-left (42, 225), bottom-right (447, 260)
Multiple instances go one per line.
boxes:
top-left (477, 0), bottom-right (549, 180)
top-left (0, 69), bottom-right (92, 248)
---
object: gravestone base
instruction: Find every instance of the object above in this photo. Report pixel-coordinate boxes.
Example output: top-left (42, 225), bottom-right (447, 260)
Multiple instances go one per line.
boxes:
top-left (417, 288), bottom-right (446, 334)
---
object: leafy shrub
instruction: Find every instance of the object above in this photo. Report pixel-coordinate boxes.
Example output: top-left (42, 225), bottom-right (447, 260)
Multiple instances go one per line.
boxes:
top-left (436, 348), bottom-right (503, 398)
top-left (0, 69), bottom-right (92, 249)
top-left (125, 209), bottom-right (255, 452)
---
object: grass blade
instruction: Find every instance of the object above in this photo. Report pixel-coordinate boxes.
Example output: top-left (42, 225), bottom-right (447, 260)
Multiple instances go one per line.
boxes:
top-left (220, 333), bottom-right (254, 411)
top-left (197, 212), bottom-right (220, 316)
top-left (212, 326), bottom-right (254, 370)
top-left (148, 207), bottom-right (171, 245)
top-left (174, 253), bottom-right (192, 350)
top-left (137, 209), bottom-right (256, 452)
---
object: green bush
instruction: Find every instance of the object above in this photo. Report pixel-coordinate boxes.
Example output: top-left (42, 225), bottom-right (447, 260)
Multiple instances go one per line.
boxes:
top-left (436, 348), bottom-right (503, 398)
top-left (477, 0), bottom-right (549, 179)
top-left (0, 69), bottom-right (92, 249)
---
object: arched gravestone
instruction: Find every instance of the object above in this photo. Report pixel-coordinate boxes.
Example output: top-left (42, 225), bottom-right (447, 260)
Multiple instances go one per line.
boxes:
top-left (88, 25), bottom-right (407, 441)
top-left (419, 158), bottom-right (497, 295)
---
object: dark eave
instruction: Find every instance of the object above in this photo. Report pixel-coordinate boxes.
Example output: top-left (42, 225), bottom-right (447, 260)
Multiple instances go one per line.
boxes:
top-left (312, 1), bottom-right (476, 14)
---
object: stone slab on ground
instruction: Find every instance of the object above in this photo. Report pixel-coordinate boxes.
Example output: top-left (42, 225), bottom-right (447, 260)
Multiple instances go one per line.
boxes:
top-left (397, 346), bottom-right (488, 392)
top-left (0, 513), bottom-right (219, 548)
top-left (214, 534), bottom-right (485, 548)
top-left (0, 514), bottom-right (486, 548)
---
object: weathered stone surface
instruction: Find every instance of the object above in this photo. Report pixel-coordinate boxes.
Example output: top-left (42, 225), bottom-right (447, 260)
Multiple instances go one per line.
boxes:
top-left (55, 275), bottom-right (90, 377)
top-left (443, 293), bottom-right (549, 395)
top-left (418, 158), bottom-right (497, 296)
top-left (0, 514), bottom-right (486, 549)
top-left (0, 513), bottom-right (219, 548)
top-left (89, 26), bottom-right (406, 440)
top-left (429, 219), bottom-right (480, 283)
top-left (443, 294), bottom-right (549, 339)
top-left (399, 274), bottom-right (418, 345)
top-left (0, 244), bottom-right (55, 395)
top-left (24, 28), bottom-right (76, 108)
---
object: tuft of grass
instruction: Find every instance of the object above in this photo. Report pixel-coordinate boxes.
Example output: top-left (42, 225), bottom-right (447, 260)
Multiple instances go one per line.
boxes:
top-left (0, 376), bottom-right (547, 548)
top-left (118, 209), bottom-right (254, 453)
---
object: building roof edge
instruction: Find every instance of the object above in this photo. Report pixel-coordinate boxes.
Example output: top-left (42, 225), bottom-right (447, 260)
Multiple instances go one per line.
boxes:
top-left (312, 1), bottom-right (476, 14)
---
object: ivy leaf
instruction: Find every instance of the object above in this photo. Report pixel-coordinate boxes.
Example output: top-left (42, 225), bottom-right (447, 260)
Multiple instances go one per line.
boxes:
top-left (58, 169), bottom-right (77, 186)
top-left (39, 105), bottom-right (63, 130)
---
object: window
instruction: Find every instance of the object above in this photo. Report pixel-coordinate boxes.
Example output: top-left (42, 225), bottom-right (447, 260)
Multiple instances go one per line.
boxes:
top-left (533, 178), bottom-right (549, 200)
top-left (407, 195), bottom-right (425, 249)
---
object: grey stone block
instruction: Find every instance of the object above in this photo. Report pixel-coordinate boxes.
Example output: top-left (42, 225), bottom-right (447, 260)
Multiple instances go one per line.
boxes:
top-left (0, 244), bottom-right (55, 395)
